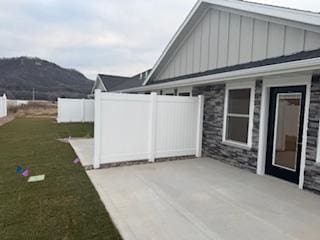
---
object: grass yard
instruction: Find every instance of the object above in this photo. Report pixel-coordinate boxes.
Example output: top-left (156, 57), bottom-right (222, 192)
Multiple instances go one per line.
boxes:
top-left (0, 118), bottom-right (122, 240)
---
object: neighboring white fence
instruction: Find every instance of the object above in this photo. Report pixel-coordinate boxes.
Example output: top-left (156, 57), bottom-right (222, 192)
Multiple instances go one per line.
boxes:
top-left (0, 94), bottom-right (7, 118)
top-left (57, 98), bottom-right (94, 123)
top-left (7, 99), bottom-right (29, 107)
top-left (94, 90), bottom-right (204, 168)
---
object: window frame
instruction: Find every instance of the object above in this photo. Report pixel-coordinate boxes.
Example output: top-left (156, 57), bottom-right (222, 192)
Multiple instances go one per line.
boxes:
top-left (177, 86), bottom-right (193, 97)
top-left (222, 81), bottom-right (256, 149)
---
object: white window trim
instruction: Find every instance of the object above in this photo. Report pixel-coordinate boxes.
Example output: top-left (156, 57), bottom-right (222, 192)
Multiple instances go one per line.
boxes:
top-left (222, 80), bottom-right (256, 149)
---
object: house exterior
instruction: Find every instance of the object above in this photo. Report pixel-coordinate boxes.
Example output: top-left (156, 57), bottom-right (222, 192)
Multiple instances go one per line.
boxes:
top-left (91, 69), bottom-right (151, 94)
top-left (105, 0), bottom-right (320, 193)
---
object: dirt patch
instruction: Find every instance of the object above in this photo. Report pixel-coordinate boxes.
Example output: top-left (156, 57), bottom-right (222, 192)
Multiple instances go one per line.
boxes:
top-left (8, 101), bottom-right (57, 118)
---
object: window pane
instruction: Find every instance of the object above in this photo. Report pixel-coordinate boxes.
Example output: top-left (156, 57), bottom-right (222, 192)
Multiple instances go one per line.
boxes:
top-left (226, 116), bottom-right (249, 143)
top-left (179, 92), bottom-right (191, 96)
top-left (228, 89), bottom-right (251, 114)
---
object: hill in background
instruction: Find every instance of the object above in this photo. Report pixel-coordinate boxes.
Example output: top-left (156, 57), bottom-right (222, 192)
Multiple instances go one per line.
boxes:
top-left (0, 57), bottom-right (94, 100)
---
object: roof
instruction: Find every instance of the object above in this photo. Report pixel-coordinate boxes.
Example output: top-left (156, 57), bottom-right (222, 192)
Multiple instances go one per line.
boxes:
top-left (119, 49), bottom-right (320, 93)
top-left (98, 74), bottom-right (131, 91)
top-left (147, 49), bottom-right (320, 84)
top-left (97, 69), bottom-right (152, 92)
top-left (144, 0), bottom-right (320, 85)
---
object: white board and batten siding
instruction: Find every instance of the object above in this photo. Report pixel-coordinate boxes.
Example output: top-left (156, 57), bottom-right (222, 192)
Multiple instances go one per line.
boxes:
top-left (93, 90), bottom-right (204, 168)
top-left (154, 8), bottom-right (320, 81)
top-left (0, 94), bottom-right (7, 118)
top-left (57, 98), bottom-right (94, 123)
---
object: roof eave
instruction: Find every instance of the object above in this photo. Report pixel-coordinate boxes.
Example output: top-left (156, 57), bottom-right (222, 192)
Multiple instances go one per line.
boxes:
top-left (121, 57), bottom-right (320, 93)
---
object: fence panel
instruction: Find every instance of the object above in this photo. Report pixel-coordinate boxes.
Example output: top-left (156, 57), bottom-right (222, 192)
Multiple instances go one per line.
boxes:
top-left (0, 94), bottom-right (7, 118)
top-left (155, 96), bottom-right (199, 158)
top-left (94, 90), bottom-right (204, 168)
top-left (57, 98), bottom-right (94, 123)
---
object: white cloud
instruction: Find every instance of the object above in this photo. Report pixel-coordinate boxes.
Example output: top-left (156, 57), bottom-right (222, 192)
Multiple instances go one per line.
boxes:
top-left (0, 0), bottom-right (320, 79)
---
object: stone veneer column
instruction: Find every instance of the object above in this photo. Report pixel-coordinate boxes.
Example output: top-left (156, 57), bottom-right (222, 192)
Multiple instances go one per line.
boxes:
top-left (304, 75), bottom-right (320, 192)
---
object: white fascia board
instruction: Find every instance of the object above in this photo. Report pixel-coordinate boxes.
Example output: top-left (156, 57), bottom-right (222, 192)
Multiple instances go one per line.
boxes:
top-left (96, 75), bottom-right (108, 92)
top-left (120, 57), bottom-right (320, 93)
top-left (205, 0), bottom-right (320, 27)
top-left (90, 76), bottom-right (99, 94)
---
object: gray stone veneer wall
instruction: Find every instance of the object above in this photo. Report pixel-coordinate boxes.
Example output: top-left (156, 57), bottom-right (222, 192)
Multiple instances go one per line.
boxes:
top-left (305, 75), bottom-right (320, 192)
top-left (193, 80), bottom-right (262, 172)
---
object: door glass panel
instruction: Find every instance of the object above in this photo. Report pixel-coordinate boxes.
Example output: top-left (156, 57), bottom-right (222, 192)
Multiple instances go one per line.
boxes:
top-left (273, 93), bottom-right (301, 171)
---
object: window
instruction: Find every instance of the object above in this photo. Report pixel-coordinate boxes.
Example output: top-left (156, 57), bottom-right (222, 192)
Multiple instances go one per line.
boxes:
top-left (163, 88), bottom-right (175, 96)
top-left (178, 92), bottom-right (191, 96)
top-left (177, 86), bottom-right (192, 96)
top-left (223, 83), bottom-right (255, 148)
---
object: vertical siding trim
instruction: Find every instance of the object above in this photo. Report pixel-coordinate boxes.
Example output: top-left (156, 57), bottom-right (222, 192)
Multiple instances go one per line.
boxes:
top-left (198, 21), bottom-right (203, 73)
top-left (191, 31), bottom-right (195, 74)
top-left (265, 22), bottom-right (270, 59)
top-left (250, 19), bottom-right (255, 62)
top-left (216, 11), bottom-right (221, 69)
top-left (303, 30), bottom-right (307, 51)
top-left (283, 26), bottom-right (287, 56)
top-left (226, 13), bottom-right (231, 66)
top-left (238, 16), bottom-right (242, 64)
top-left (266, 22), bottom-right (271, 58)
top-left (207, 11), bottom-right (212, 70)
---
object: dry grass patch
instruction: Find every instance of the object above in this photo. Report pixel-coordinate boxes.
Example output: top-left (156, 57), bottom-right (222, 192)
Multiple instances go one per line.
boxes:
top-left (8, 101), bottom-right (57, 118)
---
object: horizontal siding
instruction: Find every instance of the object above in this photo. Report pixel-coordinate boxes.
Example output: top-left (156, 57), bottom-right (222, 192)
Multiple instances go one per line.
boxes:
top-left (155, 8), bottom-right (320, 81)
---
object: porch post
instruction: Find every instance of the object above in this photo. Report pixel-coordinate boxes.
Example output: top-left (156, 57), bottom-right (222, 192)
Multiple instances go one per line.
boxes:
top-left (3, 94), bottom-right (7, 117)
top-left (81, 98), bottom-right (85, 122)
top-left (196, 95), bottom-right (204, 157)
top-left (148, 92), bottom-right (157, 162)
top-left (93, 89), bottom-right (102, 169)
top-left (57, 98), bottom-right (61, 123)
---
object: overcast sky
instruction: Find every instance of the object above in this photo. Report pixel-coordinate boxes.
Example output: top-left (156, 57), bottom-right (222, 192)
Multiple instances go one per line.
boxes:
top-left (1, 0), bottom-right (320, 79)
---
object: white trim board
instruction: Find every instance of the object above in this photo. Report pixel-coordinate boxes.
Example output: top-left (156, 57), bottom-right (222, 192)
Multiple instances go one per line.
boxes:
top-left (317, 121), bottom-right (320, 163)
top-left (256, 74), bottom-right (312, 189)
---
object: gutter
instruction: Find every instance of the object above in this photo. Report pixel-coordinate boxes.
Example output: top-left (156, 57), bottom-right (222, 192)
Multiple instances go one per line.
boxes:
top-left (119, 57), bottom-right (320, 93)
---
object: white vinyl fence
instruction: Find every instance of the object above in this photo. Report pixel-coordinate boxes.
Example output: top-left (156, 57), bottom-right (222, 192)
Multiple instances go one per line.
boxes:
top-left (94, 90), bottom-right (204, 168)
top-left (0, 94), bottom-right (7, 118)
top-left (57, 98), bottom-right (94, 123)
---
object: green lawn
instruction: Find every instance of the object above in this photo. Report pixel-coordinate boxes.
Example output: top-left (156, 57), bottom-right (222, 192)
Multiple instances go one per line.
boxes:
top-left (0, 118), bottom-right (122, 240)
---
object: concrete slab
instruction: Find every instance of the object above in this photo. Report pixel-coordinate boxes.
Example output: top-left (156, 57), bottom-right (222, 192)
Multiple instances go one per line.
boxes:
top-left (86, 158), bottom-right (320, 240)
top-left (69, 138), bottom-right (93, 167)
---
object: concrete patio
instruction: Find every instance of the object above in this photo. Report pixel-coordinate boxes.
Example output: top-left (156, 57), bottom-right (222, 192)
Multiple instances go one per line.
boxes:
top-left (86, 158), bottom-right (320, 240)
